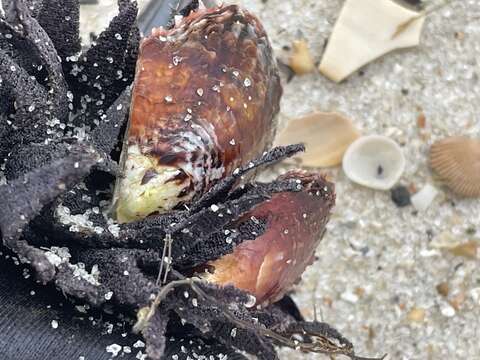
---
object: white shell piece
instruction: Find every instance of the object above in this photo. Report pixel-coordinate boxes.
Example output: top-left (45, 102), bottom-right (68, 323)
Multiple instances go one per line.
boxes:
top-left (342, 135), bottom-right (405, 190)
top-left (319, 0), bottom-right (426, 82)
top-left (411, 184), bottom-right (439, 212)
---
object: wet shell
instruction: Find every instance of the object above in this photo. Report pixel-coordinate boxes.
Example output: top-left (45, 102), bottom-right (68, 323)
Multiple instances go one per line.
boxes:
top-left (274, 112), bottom-right (360, 167)
top-left (342, 135), bottom-right (405, 190)
top-left (113, 5), bottom-right (282, 223)
top-left (430, 136), bottom-right (480, 197)
top-left (205, 171), bottom-right (335, 306)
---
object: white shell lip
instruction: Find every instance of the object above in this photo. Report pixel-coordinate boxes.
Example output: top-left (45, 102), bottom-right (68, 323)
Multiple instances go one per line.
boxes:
top-left (342, 135), bottom-right (405, 190)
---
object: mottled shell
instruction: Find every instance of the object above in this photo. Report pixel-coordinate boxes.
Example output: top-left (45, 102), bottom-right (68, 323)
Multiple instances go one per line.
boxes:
top-left (114, 5), bottom-right (282, 222)
top-left (206, 171), bottom-right (335, 306)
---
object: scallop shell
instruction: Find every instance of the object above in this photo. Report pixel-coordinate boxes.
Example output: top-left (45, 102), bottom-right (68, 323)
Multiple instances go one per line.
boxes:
top-left (342, 135), bottom-right (405, 190)
top-left (318, 0), bottom-right (425, 82)
top-left (273, 112), bottom-right (360, 167)
top-left (430, 136), bottom-right (480, 197)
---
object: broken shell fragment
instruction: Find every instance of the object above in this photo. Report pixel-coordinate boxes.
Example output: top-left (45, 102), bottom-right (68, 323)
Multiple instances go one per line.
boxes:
top-left (429, 137), bottom-right (480, 197)
top-left (274, 112), bottom-right (360, 167)
top-left (319, 0), bottom-right (425, 82)
top-left (113, 5), bottom-right (282, 223)
top-left (449, 241), bottom-right (478, 259)
top-left (411, 184), bottom-right (438, 212)
top-left (289, 39), bottom-right (316, 75)
top-left (342, 135), bottom-right (405, 190)
top-left (204, 171), bottom-right (335, 306)
top-left (407, 307), bottom-right (426, 323)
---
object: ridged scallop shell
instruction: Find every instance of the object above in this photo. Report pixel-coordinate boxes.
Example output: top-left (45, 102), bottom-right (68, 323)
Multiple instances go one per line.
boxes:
top-left (430, 136), bottom-right (480, 197)
top-left (274, 112), bottom-right (360, 167)
top-left (342, 135), bottom-right (405, 190)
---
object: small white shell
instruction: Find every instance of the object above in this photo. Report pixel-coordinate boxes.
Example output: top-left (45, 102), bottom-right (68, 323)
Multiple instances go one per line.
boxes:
top-left (319, 0), bottom-right (425, 82)
top-left (411, 184), bottom-right (439, 212)
top-left (342, 135), bottom-right (405, 190)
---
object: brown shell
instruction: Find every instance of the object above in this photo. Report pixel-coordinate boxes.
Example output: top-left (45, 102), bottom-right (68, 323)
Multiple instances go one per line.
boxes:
top-left (127, 5), bottom-right (281, 195)
top-left (430, 136), bottom-right (480, 197)
top-left (205, 171), bottom-right (335, 306)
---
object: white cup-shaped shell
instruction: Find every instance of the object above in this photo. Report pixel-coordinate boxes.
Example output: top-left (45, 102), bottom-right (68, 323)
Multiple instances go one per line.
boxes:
top-left (342, 135), bottom-right (405, 190)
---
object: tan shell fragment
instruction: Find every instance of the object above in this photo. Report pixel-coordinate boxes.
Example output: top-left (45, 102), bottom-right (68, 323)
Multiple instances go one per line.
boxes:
top-left (319, 0), bottom-right (425, 82)
top-left (273, 112), bottom-right (360, 167)
top-left (430, 137), bottom-right (480, 197)
top-left (289, 39), bottom-right (316, 75)
top-left (342, 135), bottom-right (405, 190)
top-left (449, 241), bottom-right (478, 259)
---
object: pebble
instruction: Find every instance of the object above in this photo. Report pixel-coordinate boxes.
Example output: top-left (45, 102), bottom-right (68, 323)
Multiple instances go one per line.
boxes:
top-left (411, 184), bottom-right (439, 212)
top-left (449, 292), bottom-right (466, 311)
top-left (106, 344), bottom-right (122, 357)
top-left (449, 241), bottom-right (478, 259)
top-left (133, 340), bottom-right (145, 348)
top-left (407, 307), bottom-right (425, 323)
top-left (440, 304), bottom-right (456, 318)
top-left (470, 288), bottom-right (480, 305)
top-left (340, 291), bottom-right (359, 303)
top-left (436, 282), bottom-right (449, 297)
top-left (390, 185), bottom-right (411, 207)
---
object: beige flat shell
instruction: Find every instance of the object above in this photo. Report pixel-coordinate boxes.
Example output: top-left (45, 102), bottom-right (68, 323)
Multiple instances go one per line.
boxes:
top-left (430, 136), bottom-right (480, 197)
top-left (274, 112), bottom-right (360, 167)
top-left (319, 0), bottom-right (425, 82)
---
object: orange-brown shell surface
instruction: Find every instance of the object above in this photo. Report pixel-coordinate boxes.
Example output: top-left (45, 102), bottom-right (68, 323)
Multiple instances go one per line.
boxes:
top-left (206, 171), bottom-right (335, 306)
top-left (128, 4), bottom-right (281, 196)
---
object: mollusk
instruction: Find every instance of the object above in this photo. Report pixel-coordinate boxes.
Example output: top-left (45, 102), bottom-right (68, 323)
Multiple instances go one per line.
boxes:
top-left (113, 4), bottom-right (281, 223)
top-left (205, 170), bottom-right (335, 306)
top-left (430, 136), bottom-right (480, 197)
